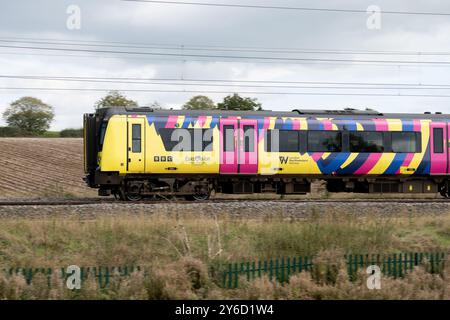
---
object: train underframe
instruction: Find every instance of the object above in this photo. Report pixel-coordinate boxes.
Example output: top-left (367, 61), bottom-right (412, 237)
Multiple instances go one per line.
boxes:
top-left (94, 172), bottom-right (450, 201)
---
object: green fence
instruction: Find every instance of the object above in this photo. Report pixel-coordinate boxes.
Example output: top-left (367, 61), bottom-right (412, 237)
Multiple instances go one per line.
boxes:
top-left (222, 256), bottom-right (313, 289)
top-left (2, 266), bottom-right (143, 288)
top-left (222, 252), bottom-right (448, 288)
top-left (3, 252), bottom-right (448, 289)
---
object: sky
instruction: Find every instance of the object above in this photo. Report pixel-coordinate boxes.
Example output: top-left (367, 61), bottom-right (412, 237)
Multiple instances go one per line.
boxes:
top-left (0, 0), bottom-right (450, 130)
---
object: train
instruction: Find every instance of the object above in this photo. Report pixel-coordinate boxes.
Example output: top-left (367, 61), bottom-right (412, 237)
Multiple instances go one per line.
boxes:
top-left (83, 107), bottom-right (450, 200)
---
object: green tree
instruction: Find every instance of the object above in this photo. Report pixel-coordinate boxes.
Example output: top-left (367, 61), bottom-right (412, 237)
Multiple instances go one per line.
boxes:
top-left (217, 93), bottom-right (261, 111)
top-left (2, 97), bottom-right (54, 135)
top-left (183, 95), bottom-right (216, 110)
top-left (95, 90), bottom-right (138, 109)
top-left (60, 128), bottom-right (83, 137)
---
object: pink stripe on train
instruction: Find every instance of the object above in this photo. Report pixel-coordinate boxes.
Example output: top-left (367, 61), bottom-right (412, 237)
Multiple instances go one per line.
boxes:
top-left (373, 118), bottom-right (388, 131)
top-left (354, 153), bottom-right (383, 175)
top-left (165, 115), bottom-right (179, 128)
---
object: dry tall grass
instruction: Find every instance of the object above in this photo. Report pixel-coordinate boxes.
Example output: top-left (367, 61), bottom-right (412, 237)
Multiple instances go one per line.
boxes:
top-left (1, 209), bottom-right (450, 299)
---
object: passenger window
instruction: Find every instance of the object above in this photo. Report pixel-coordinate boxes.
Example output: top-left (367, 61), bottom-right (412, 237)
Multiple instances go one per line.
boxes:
top-left (279, 131), bottom-right (300, 152)
top-left (159, 128), bottom-right (213, 152)
top-left (349, 132), bottom-right (384, 153)
top-left (243, 125), bottom-right (255, 152)
top-left (391, 132), bottom-right (420, 153)
top-left (131, 124), bottom-right (141, 153)
top-left (433, 128), bottom-right (444, 154)
top-left (265, 130), bottom-right (300, 152)
top-left (308, 131), bottom-right (342, 152)
top-left (223, 125), bottom-right (235, 152)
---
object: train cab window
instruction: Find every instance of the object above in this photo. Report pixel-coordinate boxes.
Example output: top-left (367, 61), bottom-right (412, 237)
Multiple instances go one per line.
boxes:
top-left (265, 130), bottom-right (300, 152)
top-left (433, 128), bottom-right (444, 153)
top-left (349, 132), bottom-right (384, 153)
top-left (131, 124), bottom-right (141, 153)
top-left (99, 122), bottom-right (107, 151)
top-left (243, 125), bottom-right (255, 152)
top-left (308, 131), bottom-right (342, 152)
top-left (391, 132), bottom-right (421, 153)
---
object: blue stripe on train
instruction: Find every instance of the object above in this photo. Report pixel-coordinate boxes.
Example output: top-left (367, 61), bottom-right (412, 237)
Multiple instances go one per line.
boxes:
top-left (316, 153), bottom-right (352, 174)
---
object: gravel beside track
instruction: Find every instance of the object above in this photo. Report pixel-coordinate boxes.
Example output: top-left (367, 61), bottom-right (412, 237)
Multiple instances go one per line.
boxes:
top-left (0, 199), bottom-right (448, 219)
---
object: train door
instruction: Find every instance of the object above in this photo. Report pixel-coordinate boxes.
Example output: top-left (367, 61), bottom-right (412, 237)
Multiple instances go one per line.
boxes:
top-left (127, 117), bottom-right (145, 173)
top-left (430, 122), bottom-right (447, 175)
top-left (239, 119), bottom-right (258, 174)
top-left (219, 118), bottom-right (258, 174)
top-left (448, 122), bottom-right (450, 174)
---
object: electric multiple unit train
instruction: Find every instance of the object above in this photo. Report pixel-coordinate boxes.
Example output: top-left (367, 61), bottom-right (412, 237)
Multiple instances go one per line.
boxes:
top-left (84, 107), bottom-right (450, 200)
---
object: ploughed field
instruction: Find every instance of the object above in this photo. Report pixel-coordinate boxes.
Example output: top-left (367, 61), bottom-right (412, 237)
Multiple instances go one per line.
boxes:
top-left (0, 138), bottom-right (95, 199)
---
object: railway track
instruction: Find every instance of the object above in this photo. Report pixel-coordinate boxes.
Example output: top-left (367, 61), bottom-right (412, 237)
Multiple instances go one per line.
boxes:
top-left (0, 198), bottom-right (447, 206)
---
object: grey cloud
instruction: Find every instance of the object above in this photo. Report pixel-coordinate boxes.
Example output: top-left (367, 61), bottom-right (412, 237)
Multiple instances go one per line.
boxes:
top-left (1, 0), bottom-right (450, 130)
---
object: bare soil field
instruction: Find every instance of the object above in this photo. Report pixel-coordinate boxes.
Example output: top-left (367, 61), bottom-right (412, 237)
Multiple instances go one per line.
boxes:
top-left (0, 138), bottom-right (96, 199)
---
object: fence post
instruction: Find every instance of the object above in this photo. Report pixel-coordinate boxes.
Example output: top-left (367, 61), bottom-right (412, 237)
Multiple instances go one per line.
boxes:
top-left (257, 260), bottom-right (261, 279)
top-left (275, 259), bottom-right (280, 282)
top-left (430, 253), bottom-right (435, 274)
top-left (347, 255), bottom-right (352, 280)
top-left (286, 257), bottom-right (290, 281)
top-left (409, 252), bottom-right (413, 272)
top-left (263, 260), bottom-right (268, 278)
top-left (269, 260), bottom-right (273, 281)
top-left (246, 262), bottom-right (250, 281)
top-left (404, 253), bottom-right (408, 273)
top-left (387, 255), bottom-right (392, 277)
top-left (252, 261), bottom-right (256, 280)
top-left (233, 263), bottom-right (238, 288)
top-left (292, 257), bottom-right (296, 273)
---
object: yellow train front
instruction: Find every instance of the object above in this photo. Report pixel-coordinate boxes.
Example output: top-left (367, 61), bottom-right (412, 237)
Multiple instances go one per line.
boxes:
top-left (84, 107), bottom-right (450, 200)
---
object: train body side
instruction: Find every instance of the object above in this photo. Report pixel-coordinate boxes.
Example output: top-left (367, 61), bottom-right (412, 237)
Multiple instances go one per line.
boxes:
top-left (98, 114), bottom-right (448, 176)
top-left (84, 108), bottom-right (450, 199)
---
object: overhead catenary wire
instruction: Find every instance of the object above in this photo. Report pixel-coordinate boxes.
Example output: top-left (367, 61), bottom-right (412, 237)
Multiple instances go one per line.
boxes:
top-left (1, 44), bottom-right (450, 65)
top-left (2, 50), bottom-right (446, 68)
top-left (2, 37), bottom-right (450, 68)
top-left (2, 38), bottom-right (450, 56)
top-left (2, 86), bottom-right (450, 98)
top-left (2, 74), bottom-right (450, 90)
top-left (122, 0), bottom-right (450, 17)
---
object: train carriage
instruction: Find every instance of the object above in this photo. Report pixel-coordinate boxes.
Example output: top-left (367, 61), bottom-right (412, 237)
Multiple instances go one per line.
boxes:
top-left (84, 107), bottom-right (450, 200)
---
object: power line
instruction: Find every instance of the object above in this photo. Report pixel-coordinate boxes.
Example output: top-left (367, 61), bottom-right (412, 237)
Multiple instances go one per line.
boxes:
top-left (2, 50), bottom-right (444, 68)
top-left (2, 38), bottom-right (450, 56)
top-left (122, 0), bottom-right (450, 17)
top-left (2, 74), bottom-right (450, 90)
top-left (1, 44), bottom-right (450, 65)
top-left (3, 36), bottom-right (450, 56)
top-left (2, 86), bottom-right (450, 98)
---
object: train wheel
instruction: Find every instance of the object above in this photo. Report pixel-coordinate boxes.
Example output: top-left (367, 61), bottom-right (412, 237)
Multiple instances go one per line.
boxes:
top-left (125, 193), bottom-right (143, 201)
top-left (440, 184), bottom-right (450, 199)
top-left (185, 190), bottom-right (211, 201)
top-left (118, 187), bottom-right (143, 201)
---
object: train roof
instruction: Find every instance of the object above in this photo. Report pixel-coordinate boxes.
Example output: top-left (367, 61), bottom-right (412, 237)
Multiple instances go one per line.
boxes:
top-left (96, 107), bottom-right (450, 121)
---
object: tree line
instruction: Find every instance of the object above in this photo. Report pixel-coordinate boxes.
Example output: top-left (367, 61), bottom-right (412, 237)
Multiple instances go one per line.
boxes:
top-left (1, 91), bottom-right (262, 137)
